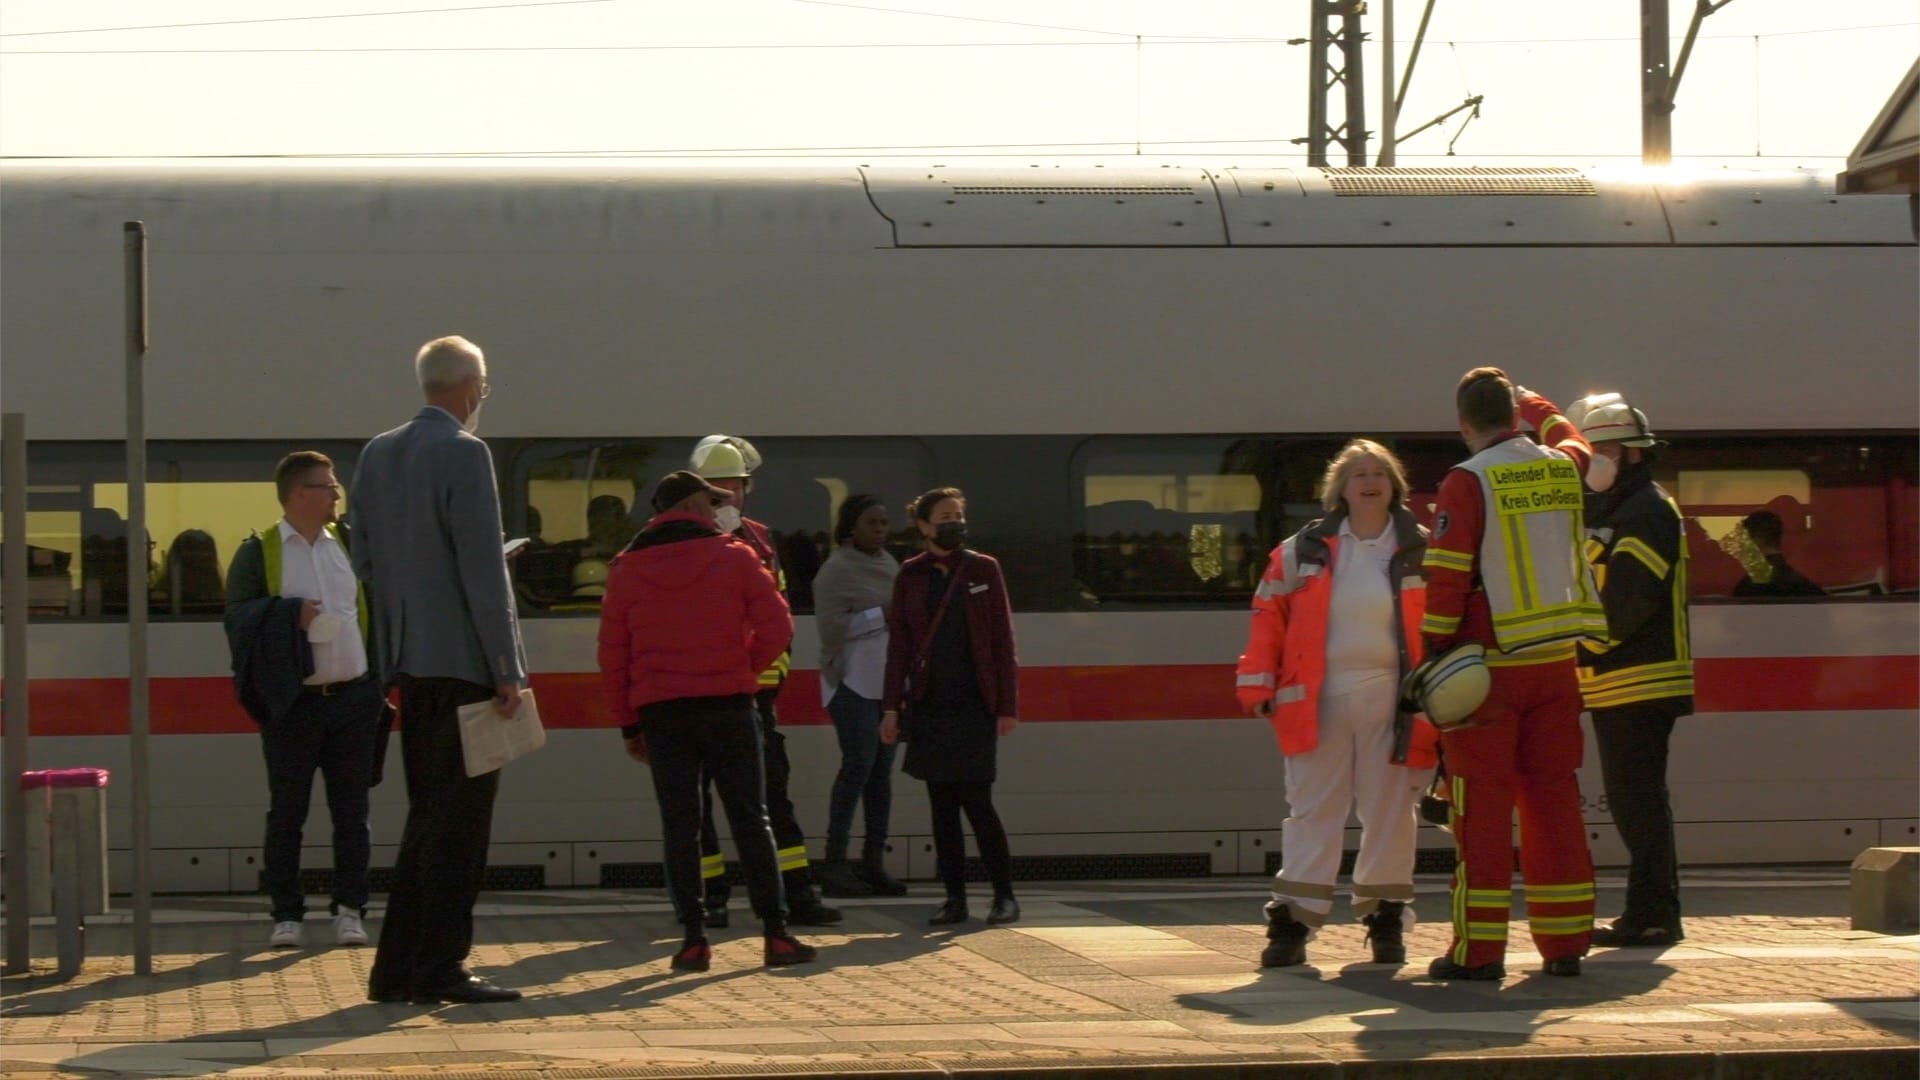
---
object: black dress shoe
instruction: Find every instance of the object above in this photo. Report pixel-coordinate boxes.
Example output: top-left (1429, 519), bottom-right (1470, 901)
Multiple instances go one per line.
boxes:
top-left (986, 897), bottom-right (1021, 925)
top-left (1544, 957), bottom-right (1582, 976)
top-left (927, 898), bottom-right (970, 926)
top-left (1426, 956), bottom-right (1505, 981)
top-left (366, 987), bottom-right (417, 1004)
top-left (1590, 922), bottom-right (1683, 948)
top-left (413, 974), bottom-right (523, 1003)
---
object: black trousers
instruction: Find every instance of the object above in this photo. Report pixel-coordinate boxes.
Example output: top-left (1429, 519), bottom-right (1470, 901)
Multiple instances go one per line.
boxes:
top-left (701, 688), bottom-right (812, 904)
top-left (1592, 700), bottom-right (1685, 929)
top-left (259, 678), bottom-right (384, 922)
top-left (645, 695), bottom-right (786, 925)
top-left (368, 677), bottom-right (500, 996)
top-left (927, 779), bottom-right (1013, 899)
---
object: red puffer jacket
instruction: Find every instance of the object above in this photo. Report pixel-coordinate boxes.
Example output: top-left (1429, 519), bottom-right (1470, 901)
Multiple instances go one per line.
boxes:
top-left (597, 511), bottom-right (793, 716)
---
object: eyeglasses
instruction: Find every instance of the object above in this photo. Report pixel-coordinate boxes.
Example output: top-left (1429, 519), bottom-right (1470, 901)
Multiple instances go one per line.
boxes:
top-left (477, 377), bottom-right (491, 400)
top-left (301, 483), bottom-right (343, 499)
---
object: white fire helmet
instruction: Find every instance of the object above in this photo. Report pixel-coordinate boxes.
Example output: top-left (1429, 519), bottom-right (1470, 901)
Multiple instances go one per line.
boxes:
top-left (1399, 643), bottom-right (1491, 731)
top-left (1567, 392), bottom-right (1657, 448)
top-left (690, 434), bottom-right (761, 480)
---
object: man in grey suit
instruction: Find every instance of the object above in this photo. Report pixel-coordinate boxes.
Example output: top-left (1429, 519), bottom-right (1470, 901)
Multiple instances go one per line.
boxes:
top-left (353, 335), bottom-right (528, 1005)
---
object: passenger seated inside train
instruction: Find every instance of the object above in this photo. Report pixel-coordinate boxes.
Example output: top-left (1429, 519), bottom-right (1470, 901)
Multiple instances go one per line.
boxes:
top-left (156, 528), bottom-right (225, 615)
top-left (1730, 510), bottom-right (1827, 599)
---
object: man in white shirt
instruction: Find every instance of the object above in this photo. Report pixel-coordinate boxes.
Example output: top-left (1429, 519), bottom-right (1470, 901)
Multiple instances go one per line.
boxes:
top-left (224, 451), bottom-right (386, 951)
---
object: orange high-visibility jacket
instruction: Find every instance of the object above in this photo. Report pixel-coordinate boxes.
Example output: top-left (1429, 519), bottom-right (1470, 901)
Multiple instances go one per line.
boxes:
top-left (1235, 506), bottom-right (1439, 768)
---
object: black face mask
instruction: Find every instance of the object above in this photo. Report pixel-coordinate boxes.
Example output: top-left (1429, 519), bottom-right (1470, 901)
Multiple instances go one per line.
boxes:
top-left (933, 521), bottom-right (968, 551)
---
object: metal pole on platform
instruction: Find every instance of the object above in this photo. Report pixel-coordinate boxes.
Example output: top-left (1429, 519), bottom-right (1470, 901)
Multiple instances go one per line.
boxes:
top-left (3, 412), bottom-right (30, 973)
top-left (125, 222), bottom-right (152, 975)
top-left (1379, 0), bottom-right (1396, 166)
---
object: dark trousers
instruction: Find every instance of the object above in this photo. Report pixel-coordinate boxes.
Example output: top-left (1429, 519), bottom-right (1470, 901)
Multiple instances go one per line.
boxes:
top-left (1593, 701), bottom-right (1685, 929)
top-left (646, 695), bottom-right (787, 925)
top-left (259, 678), bottom-right (383, 922)
top-left (825, 685), bottom-right (896, 854)
top-left (927, 779), bottom-right (1013, 900)
top-left (368, 677), bottom-right (500, 996)
top-left (701, 688), bottom-right (812, 904)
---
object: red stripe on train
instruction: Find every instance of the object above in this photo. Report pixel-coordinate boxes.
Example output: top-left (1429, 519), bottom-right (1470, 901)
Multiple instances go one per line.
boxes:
top-left (3, 656), bottom-right (1914, 736)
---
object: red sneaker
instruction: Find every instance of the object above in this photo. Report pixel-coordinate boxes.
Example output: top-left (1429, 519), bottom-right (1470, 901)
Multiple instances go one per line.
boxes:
top-left (763, 932), bottom-right (817, 967)
top-left (670, 940), bottom-right (712, 972)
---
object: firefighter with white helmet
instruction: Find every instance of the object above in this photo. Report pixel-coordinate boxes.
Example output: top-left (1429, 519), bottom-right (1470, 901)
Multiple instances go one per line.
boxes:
top-left (1565, 391), bottom-right (1693, 948)
top-left (1419, 367), bottom-right (1606, 981)
top-left (688, 435), bottom-right (842, 928)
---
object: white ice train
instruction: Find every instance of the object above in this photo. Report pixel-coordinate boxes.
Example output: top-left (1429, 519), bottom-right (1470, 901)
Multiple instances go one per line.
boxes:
top-left (1, 162), bottom-right (1914, 894)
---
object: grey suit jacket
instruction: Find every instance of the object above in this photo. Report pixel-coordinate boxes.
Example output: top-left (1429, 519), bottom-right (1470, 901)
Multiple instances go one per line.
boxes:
top-left (350, 406), bottom-right (527, 689)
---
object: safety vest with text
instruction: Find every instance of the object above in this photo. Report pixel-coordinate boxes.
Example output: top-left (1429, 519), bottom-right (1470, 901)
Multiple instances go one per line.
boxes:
top-left (1450, 439), bottom-right (1606, 654)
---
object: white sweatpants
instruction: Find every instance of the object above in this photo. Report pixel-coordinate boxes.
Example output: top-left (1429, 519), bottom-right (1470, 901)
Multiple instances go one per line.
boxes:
top-left (1269, 672), bottom-right (1433, 935)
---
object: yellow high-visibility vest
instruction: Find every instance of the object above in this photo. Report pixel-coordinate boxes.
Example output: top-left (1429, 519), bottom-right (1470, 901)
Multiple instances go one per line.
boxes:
top-left (1457, 440), bottom-right (1606, 654)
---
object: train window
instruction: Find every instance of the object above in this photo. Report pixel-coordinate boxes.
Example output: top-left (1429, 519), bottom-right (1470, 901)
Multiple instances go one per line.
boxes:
top-left (2, 442), bottom-right (364, 621)
top-left (1073, 437), bottom-right (1344, 605)
top-left (510, 437), bottom-right (932, 615)
top-left (1658, 437), bottom-right (1918, 600)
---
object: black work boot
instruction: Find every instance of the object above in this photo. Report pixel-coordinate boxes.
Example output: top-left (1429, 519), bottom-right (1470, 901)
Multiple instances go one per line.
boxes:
top-left (815, 847), bottom-right (873, 899)
top-left (1362, 900), bottom-right (1408, 964)
top-left (1260, 904), bottom-right (1310, 968)
top-left (857, 843), bottom-right (909, 897)
top-left (785, 883), bottom-right (844, 926)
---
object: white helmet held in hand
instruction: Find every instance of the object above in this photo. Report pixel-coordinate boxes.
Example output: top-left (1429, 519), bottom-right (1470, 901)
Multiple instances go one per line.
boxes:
top-left (1399, 643), bottom-right (1491, 731)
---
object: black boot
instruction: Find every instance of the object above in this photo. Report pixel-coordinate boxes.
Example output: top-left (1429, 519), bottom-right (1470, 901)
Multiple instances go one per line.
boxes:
top-left (786, 883), bottom-right (844, 926)
top-left (1259, 904), bottom-right (1309, 968)
top-left (928, 895), bottom-right (970, 926)
top-left (857, 844), bottom-right (909, 897)
top-left (1362, 900), bottom-right (1407, 964)
top-left (815, 849), bottom-right (873, 899)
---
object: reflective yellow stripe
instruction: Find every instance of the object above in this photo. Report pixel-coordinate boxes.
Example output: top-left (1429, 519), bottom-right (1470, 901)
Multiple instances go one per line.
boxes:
top-left (1465, 889), bottom-right (1512, 907)
top-left (1424, 548), bottom-right (1475, 573)
top-left (700, 854), bottom-right (726, 880)
top-left (1537, 414), bottom-right (1575, 443)
top-left (776, 845), bottom-right (810, 872)
top-left (1613, 536), bottom-right (1672, 579)
top-left (1421, 612), bottom-right (1462, 635)
top-left (1520, 880), bottom-right (1597, 895)
top-left (758, 651), bottom-right (792, 688)
top-left (1486, 642), bottom-right (1577, 667)
top-left (1465, 922), bottom-right (1511, 941)
top-left (1502, 512), bottom-right (1534, 612)
top-left (1529, 914), bottom-right (1594, 934)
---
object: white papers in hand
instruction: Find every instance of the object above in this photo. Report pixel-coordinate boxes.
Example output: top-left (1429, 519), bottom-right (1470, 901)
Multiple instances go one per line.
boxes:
top-left (456, 688), bottom-right (545, 777)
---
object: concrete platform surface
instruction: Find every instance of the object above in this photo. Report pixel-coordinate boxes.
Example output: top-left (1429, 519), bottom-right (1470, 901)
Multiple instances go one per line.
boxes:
top-left (2, 868), bottom-right (1916, 1078)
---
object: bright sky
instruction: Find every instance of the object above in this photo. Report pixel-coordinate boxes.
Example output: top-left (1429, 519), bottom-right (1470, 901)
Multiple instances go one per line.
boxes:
top-left (1, 0), bottom-right (1915, 166)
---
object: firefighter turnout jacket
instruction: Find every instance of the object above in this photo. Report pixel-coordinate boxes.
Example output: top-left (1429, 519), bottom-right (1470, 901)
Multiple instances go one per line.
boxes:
top-left (1579, 470), bottom-right (1694, 712)
top-left (1236, 506), bottom-right (1440, 769)
top-left (736, 517), bottom-right (792, 689)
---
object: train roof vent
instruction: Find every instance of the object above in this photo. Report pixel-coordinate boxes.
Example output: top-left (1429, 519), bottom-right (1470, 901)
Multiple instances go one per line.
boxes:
top-left (1323, 167), bottom-right (1597, 197)
top-left (862, 167), bottom-right (1226, 246)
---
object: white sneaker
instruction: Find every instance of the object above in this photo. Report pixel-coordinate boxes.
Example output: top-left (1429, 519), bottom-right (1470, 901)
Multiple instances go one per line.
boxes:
top-left (333, 911), bottom-right (369, 947)
top-left (268, 920), bottom-right (303, 949)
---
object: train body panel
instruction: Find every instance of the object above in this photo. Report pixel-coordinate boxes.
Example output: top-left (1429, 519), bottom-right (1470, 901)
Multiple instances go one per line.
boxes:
top-left (0, 162), bottom-right (1914, 888)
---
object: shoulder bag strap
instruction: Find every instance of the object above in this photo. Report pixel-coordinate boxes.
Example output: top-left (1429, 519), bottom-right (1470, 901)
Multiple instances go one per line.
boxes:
top-left (909, 554), bottom-right (971, 688)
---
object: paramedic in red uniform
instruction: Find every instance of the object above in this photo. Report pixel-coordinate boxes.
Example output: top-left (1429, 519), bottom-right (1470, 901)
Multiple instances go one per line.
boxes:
top-left (1420, 367), bottom-right (1606, 980)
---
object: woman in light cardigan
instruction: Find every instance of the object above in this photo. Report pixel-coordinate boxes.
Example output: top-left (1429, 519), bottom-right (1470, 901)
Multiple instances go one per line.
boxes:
top-left (812, 494), bottom-right (907, 898)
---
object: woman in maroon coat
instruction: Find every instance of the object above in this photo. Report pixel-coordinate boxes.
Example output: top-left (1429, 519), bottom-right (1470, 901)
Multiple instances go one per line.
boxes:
top-left (880, 487), bottom-right (1021, 926)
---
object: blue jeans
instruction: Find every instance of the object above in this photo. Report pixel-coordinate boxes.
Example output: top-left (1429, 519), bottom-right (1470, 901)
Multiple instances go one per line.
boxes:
top-left (825, 685), bottom-right (895, 854)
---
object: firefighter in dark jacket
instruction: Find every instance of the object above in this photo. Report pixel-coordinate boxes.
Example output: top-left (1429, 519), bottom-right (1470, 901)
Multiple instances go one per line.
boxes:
top-left (1566, 393), bottom-right (1694, 948)
top-left (688, 435), bottom-right (841, 927)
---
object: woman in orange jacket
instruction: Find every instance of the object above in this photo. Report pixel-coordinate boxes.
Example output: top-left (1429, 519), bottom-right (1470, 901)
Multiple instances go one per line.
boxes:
top-left (1235, 439), bottom-right (1438, 968)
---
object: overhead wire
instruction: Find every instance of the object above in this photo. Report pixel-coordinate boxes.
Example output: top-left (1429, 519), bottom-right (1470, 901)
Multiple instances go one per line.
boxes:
top-left (0, 0), bottom-right (626, 38)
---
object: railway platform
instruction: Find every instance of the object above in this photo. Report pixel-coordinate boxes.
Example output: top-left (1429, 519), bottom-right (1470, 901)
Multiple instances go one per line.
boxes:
top-left (2, 868), bottom-right (1915, 1078)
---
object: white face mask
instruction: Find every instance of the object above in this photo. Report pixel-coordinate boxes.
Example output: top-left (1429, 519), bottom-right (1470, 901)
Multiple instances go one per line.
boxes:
top-left (1584, 451), bottom-right (1618, 493)
top-left (461, 397), bottom-right (484, 436)
top-left (714, 505), bottom-right (743, 534)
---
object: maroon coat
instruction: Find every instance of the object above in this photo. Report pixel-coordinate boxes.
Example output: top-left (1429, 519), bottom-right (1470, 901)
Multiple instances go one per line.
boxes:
top-left (882, 550), bottom-right (1018, 718)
